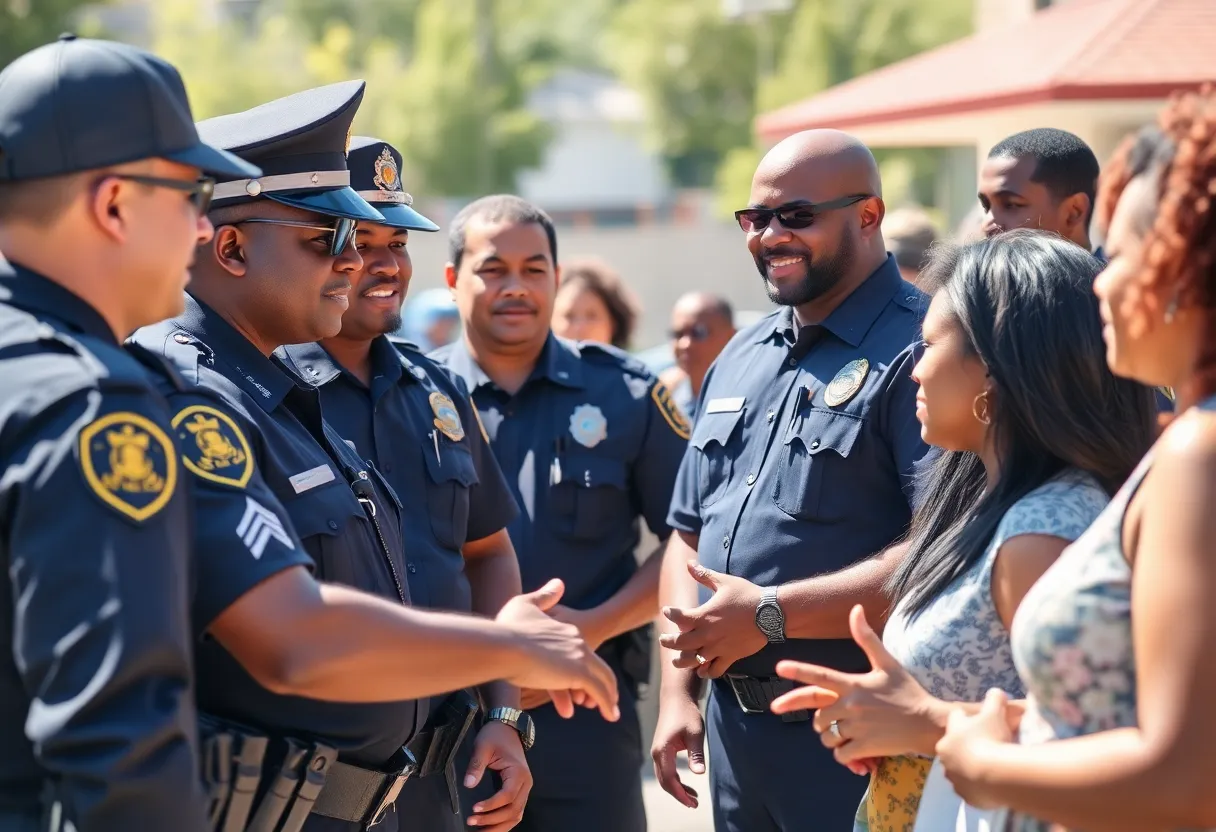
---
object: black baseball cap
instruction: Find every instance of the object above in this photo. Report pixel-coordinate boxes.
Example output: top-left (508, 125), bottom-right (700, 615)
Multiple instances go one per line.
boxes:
top-left (0, 35), bottom-right (260, 182)
top-left (347, 136), bottom-right (439, 231)
top-left (197, 81), bottom-right (383, 222)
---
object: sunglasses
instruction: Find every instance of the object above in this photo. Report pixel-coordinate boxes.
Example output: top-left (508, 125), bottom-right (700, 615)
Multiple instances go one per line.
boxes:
top-left (669, 323), bottom-right (711, 342)
top-left (734, 194), bottom-right (872, 233)
top-left (233, 217), bottom-right (357, 256)
top-left (113, 174), bottom-right (216, 214)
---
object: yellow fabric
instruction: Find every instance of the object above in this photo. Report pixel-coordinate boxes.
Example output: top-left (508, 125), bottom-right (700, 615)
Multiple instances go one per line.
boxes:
top-left (866, 755), bottom-right (932, 832)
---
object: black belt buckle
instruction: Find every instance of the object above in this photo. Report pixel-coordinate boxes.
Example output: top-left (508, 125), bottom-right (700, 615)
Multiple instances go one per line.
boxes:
top-left (365, 746), bottom-right (417, 830)
top-left (725, 674), bottom-right (767, 714)
top-left (725, 674), bottom-right (810, 722)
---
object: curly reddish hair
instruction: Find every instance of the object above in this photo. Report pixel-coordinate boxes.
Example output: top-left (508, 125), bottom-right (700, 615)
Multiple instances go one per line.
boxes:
top-left (1096, 87), bottom-right (1216, 402)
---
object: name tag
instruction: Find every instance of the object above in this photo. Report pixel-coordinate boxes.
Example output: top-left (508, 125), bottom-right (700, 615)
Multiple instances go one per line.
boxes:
top-left (289, 464), bottom-right (336, 494)
top-left (705, 396), bottom-right (745, 414)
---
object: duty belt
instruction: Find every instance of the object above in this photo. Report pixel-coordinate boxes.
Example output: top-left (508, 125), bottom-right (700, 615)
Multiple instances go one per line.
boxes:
top-left (200, 691), bottom-right (479, 831)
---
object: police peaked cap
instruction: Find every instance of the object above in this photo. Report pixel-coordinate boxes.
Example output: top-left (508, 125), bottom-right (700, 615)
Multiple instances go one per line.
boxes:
top-left (197, 80), bottom-right (383, 222)
top-left (347, 136), bottom-right (439, 232)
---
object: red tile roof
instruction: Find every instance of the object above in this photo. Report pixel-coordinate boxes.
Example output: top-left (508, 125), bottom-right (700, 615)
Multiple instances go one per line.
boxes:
top-left (756, 0), bottom-right (1216, 142)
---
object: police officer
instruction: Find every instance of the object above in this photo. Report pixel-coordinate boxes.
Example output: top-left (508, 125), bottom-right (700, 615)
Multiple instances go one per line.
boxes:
top-left (278, 137), bottom-right (532, 832)
top-left (130, 86), bottom-right (620, 832)
top-left (651, 130), bottom-right (931, 831)
top-left (0, 35), bottom-right (260, 831)
top-left (433, 194), bottom-right (688, 832)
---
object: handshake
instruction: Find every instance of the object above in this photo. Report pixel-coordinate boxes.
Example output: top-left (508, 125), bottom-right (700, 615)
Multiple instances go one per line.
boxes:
top-left (493, 578), bottom-right (620, 722)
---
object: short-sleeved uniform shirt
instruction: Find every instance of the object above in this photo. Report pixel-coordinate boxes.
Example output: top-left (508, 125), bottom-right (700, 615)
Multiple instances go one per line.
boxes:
top-left (131, 295), bottom-right (423, 770)
top-left (278, 336), bottom-right (518, 612)
top-left (433, 335), bottom-right (686, 610)
top-left (0, 263), bottom-right (206, 831)
top-left (668, 256), bottom-right (930, 676)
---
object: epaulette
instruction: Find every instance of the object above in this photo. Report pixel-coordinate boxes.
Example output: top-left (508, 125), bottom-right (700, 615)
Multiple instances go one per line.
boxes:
top-left (388, 335), bottom-right (422, 356)
top-left (576, 340), bottom-right (652, 379)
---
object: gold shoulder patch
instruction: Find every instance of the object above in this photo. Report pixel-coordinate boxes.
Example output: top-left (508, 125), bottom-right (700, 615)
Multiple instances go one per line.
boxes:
top-left (651, 380), bottom-right (691, 440)
top-left (171, 404), bottom-right (253, 488)
top-left (79, 411), bottom-right (177, 522)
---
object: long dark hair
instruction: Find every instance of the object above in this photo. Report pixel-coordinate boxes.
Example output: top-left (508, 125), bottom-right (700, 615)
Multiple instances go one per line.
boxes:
top-left (888, 230), bottom-right (1158, 617)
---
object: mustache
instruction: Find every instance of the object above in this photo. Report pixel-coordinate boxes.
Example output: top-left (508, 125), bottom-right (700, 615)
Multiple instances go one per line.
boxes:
top-left (492, 299), bottom-right (537, 314)
top-left (757, 245), bottom-right (810, 260)
top-left (321, 278), bottom-right (351, 295)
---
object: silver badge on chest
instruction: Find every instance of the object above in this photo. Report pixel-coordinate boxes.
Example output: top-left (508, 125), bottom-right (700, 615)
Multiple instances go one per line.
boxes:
top-left (569, 404), bottom-right (608, 449)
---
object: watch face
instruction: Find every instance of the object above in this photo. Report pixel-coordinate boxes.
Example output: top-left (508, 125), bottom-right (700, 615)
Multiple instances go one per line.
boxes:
top-left (757, 604), bottom-right (783, 634)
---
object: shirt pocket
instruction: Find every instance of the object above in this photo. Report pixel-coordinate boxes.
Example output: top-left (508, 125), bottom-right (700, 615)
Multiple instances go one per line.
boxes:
top-left (691, 408), bottom-right (745, 510)
top-left (550, 453), bottom-right (629, 542)
top-left (277, 480), bottom-right (367, 587)
top-left (772, 410), bottom-right (863, 522)
top-left (421, 441), bottom-right (480, 550)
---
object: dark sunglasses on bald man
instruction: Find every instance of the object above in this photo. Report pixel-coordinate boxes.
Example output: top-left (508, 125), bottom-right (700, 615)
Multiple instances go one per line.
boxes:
top-left (734, 194), bottom-right (872, 233)
top-left (232, 216), bottom-right (357, 256)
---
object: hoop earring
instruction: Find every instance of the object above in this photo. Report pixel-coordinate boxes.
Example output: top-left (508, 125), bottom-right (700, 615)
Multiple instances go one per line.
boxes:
top-left (972, 392), bottom-right (992, 426)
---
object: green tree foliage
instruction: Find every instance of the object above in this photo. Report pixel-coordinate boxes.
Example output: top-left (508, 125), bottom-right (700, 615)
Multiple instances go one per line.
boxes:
top-left (711, 0), bottom-right (972, 214)
top-left (151, 0), bottom-right (550, 198)
top-left (1, 0), bottom-right (107, 68)
top-left (607, 0), bottom-right (758, 188)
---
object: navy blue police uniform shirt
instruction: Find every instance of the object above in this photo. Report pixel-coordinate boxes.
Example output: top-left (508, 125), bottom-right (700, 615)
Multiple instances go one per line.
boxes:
top-left (433, 335), bottom-right (687, 610)
top-left (668, 255), bottom-right (930, 677)
top-left (278, 336), bottom-right (519, 612)
top-left (0, 261), bottom-right (207, 831)
top-left (131, 294), bottom-right (424, 769)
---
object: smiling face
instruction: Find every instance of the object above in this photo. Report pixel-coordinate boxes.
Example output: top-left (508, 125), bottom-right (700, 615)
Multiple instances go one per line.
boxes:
top-left (208, 200), bottom-right (362, 347)
top-left (339, 221), bottom-right (411, 340)
top-left (447, 216), bottom-right (558, 354)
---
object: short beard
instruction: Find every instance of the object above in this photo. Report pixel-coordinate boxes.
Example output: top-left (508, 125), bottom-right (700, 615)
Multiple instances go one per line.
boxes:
top-left (377, 310), bottom-right (403, 336)
top-left (757, 233), bottom-right (854, 307)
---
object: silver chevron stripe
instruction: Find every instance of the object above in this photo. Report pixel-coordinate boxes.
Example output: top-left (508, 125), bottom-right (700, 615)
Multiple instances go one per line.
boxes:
top-left (235, 496), bottom-right (293, 559)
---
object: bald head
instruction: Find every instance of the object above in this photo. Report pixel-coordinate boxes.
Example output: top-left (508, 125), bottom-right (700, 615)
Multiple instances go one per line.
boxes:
top-left (746, 129), bottom-right (887, 314)
top-left (670, 291), bottom-right (736, 393)
top-left (755, 130), bottom-right (882, 200)
top-left (672, 291), bottom-right (733, 326)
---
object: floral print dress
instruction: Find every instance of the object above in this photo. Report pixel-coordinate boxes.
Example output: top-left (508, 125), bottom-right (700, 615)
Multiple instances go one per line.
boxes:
top-left (855, 470), bottom-right (1109, 832)
top-left (1008, 396), bottom-right (1216, 831)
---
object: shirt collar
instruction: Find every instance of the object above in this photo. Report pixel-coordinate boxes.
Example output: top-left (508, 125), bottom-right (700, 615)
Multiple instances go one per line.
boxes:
top-left (176, 293), bottom-right (296, 411)
top-left (757, 254), bottom-right (905, 349)
top-left (279, 336), bottom-right (408, 390)
top-left (0, 257), bottom-right (118, 344)
top-left (445, 333), bottom-right (585, 394)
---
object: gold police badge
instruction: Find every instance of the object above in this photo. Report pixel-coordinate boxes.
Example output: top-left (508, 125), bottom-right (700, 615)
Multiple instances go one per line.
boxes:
top-left (569, 404), bottom-right (608, 449)
top-left (823, 358), bottom-right (871, 408)
top-left (373, 147), bottom-right (400, 192)
top-left (79, 412), bottom-right (177, 522)
top-left (651, 380), bottom-right (691, 440)
top-left (430, 392), bottom-right (465, 442)
top-left (172, 404), bottom-right (253, 488)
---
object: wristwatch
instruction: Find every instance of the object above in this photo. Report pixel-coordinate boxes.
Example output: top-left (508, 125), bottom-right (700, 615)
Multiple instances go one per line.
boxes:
top-left (755, 586), bottom-right (786, 643)
top-left (487, 706), bottom-right (536, 751)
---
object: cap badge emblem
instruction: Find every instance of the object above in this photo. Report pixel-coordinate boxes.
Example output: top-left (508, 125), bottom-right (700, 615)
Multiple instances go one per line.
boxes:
top-left (373, 147), bottom-right (401, 192)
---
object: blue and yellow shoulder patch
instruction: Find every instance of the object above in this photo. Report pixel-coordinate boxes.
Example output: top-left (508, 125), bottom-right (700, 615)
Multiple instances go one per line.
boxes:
top-left (651, 380), bottom-right (691, 440)
top-left (79, 411), bottom-right (177, 522)
top-left (172, 404), bottom-right (253, 488)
